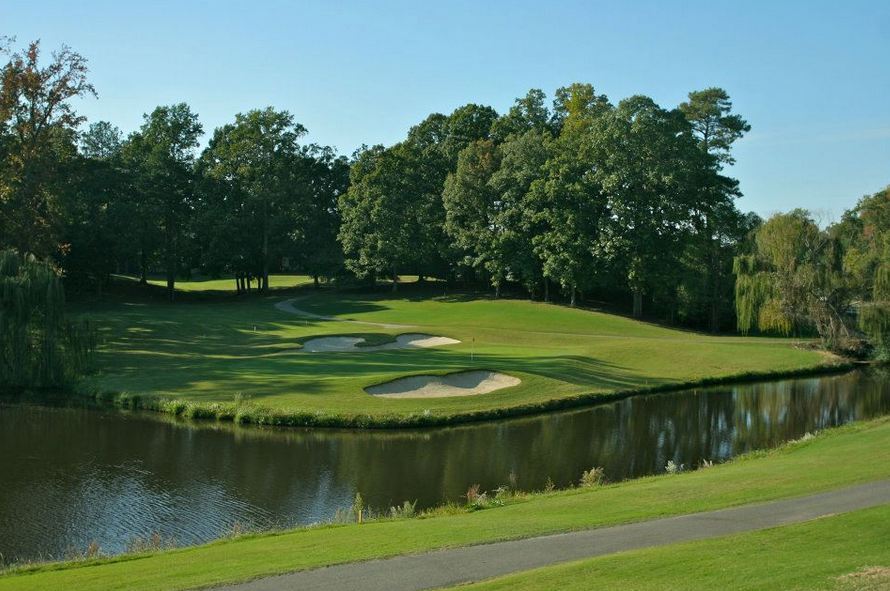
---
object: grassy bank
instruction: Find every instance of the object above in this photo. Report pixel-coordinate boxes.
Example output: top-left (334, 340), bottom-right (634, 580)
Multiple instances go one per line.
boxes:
top-left (1, 416), bottom-right (888, 591)
top-left (441, 505), bottom-right (890, 591)
top-left (60, 279), bottom-right (842, 428)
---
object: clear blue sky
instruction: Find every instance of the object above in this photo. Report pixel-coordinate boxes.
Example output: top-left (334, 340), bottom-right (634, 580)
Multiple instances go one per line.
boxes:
top-left (4, 0), bottom-right (889, 219)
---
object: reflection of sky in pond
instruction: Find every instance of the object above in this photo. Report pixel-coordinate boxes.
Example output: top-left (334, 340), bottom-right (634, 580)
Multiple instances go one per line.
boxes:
top-left (1, 368), bottom-right (888, 562)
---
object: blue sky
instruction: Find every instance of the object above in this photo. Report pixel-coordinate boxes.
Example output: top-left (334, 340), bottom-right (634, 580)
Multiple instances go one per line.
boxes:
top-left (4, 0), bottom-right (889, 219)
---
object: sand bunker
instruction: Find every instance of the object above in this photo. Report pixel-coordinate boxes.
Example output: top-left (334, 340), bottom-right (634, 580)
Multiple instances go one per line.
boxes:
top-left (366, 370), bottom-right (520, 398)
top-left (301, 333), bottom-right (460, 353)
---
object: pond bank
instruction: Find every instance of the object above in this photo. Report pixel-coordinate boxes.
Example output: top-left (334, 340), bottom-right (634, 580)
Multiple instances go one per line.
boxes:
top-left (54, 359), bottom-right (855, 429)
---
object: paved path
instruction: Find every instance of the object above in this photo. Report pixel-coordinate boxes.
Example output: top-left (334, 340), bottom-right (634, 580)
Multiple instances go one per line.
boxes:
top-left (214, 480), bottom-right (890, 591)
top-left (274, 298), bottom-right (411, 329)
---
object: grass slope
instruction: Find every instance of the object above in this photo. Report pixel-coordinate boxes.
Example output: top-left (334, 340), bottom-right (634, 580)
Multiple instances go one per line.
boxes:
top-left (74, 281), bottom-right (833, 426)
top-left (441, 505), bottom-right (890, 591)
top-left (1, 417), bottom-right (888, 591)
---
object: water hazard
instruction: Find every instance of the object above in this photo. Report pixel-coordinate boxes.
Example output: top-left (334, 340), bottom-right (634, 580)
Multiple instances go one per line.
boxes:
top-left (2, 368), bottom-right (888, 562)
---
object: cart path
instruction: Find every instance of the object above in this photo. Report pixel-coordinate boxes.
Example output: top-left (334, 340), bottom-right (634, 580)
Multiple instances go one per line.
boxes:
top-left (213, 479), bottom-right (890, 591)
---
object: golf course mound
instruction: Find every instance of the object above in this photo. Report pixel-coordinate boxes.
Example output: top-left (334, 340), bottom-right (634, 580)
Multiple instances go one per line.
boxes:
top-left (366, 370), bottom-right (521, 398)
top-left (302, 333), bottom-right (460, 353)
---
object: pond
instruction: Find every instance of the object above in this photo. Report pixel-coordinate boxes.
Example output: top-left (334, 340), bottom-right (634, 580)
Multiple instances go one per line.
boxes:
top-left (1, 368), bottom-right (888, 563)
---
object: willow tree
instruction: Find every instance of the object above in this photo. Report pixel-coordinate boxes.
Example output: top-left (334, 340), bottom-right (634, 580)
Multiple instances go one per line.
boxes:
top-left (734, 210), bottom-right (853, 349)
top-left (840, 188), bottom-right (890, 357)
top-left (0, 250), bottom-right (94, 390)
top-left (860, 262), bottom-right (890, 357)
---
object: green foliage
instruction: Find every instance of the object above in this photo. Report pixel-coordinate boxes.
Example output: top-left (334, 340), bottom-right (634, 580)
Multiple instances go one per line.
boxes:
top-left (0, 39), bottom-right (95, 259)
top-left (196, 107), bottom-right (323, 291)
top-left (734, 210), bottom-right (856, 349)
top-left (679, 87), bottom-right (751, 167)
top-left (0, 250), bottom-right (94, 389)
top-left (122, 103), bottom-right (203, 299)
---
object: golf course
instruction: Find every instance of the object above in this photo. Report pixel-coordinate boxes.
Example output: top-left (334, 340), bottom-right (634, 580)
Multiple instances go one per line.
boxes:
top-left (73, 277), bottom-right (837, 427)
top-left (3, 10), bottom-right (889, 589)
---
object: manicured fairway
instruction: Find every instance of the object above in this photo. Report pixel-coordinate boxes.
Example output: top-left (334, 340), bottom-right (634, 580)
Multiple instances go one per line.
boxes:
top-left (114, 274), bottom-right (313, 293)
top-left (1, 417), bottom-right (887, 591)
top-left (77, 282), bottom-right (831, 423)
top-left (439, 504), bottom-right (890, 591)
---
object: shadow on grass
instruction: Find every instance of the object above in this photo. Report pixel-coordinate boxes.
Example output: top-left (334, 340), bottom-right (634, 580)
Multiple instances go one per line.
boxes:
top-left (95, 333), bottom-right (653, 403)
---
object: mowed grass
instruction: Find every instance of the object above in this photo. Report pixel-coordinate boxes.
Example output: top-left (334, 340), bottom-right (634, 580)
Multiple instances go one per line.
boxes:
top-left (1, 417), bottom-right (888, 591)
top-left (78, 281), bottom-right (831, 421)
top-left (113, 273), bottom-right (313, 293)
top-left (439, 505), bottom-right (890, 591)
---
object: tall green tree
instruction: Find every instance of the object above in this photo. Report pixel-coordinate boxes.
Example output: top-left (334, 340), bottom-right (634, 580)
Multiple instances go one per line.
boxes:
top-left (443, 139), bottom-right (506, 294)
top-left (488, 129), bottom-right (552, 296)
top-left (835, 188), bottom-right (890, 356)
top-left (527, 85), bottom-right (610, 305)
top-left (199, 108), bottom-right (307, 292)
top-left (339, 144), bottom-right (418, 288)
top-left (123, 104), bottom-right (202, 300)
top-left (590, 96), bottom-right (704, 317)
top-left (0, 39), bottom-right (95, 258)
top-left (679, 88), bottom-right (750, 330)
top-left (61, 121), bottom-right (126, 292)
top-left (679, 88), bottom-right (751, 168)
top-left (293, 146), bottom-right (350, 287)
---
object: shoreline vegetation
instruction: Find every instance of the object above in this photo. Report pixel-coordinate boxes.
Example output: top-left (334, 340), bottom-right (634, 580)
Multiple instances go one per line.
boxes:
top-left (1, 415), bottom-right (887, 590)
top-left (9, 358), bottom-right (853, 430)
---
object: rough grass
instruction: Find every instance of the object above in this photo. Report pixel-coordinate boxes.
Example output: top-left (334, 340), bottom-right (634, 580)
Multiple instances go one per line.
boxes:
top-left (439, 506), bottom-right (890, 591)
top-left (1, 417), bottom-right (887, 591)
top-left (68, 280), bottom-right (837, 427)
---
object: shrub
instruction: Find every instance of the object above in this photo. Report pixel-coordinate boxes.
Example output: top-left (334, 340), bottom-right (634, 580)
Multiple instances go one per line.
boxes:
top-left (579, 466), bottom-right (606, 487)
top-left (665, 460), bottom-right (685, 474)
top-left (389, 500), bottom-right (417, 519)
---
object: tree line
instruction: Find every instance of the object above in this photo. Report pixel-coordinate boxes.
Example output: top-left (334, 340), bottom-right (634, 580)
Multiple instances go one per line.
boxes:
top-left (1, 38), bottom-right (887, 351)
top-left (737, 191), bottom-right (890, 358)
top-left (340, 84), bottom-right (753, 330)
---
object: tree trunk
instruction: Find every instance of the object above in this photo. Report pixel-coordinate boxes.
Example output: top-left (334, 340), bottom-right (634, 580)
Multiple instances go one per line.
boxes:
top-left (570, 287), bottom-right (576, 307)
top-left (494, 283), bottom-right (501, 298)
top-left (632, 290), bottom-right (643, 318)
top-left (261, 199), bottom-right (269, 292)
top-left (707, 232), bottom-right (721, 333)
top-left (139, 245), bottom-right (148, 285)
top-left (391, 267), bottom-right (398, 292)
top-left (313, 275), bottom-right (320, 289)
top-left (544, 278), bottom-right (550, 303)
top-left (165, 219), bottom-right (175, 303)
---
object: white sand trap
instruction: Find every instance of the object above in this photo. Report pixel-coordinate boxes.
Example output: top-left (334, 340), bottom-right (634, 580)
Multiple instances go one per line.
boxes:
top-left (366, 370), bottom-right (520, 399)
top-left (301, 333), bottom-right (460, 353)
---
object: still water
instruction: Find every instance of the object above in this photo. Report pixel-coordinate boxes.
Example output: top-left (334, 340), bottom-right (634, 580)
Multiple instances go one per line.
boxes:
top-left (2, 368), bottom-right (888, 562)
